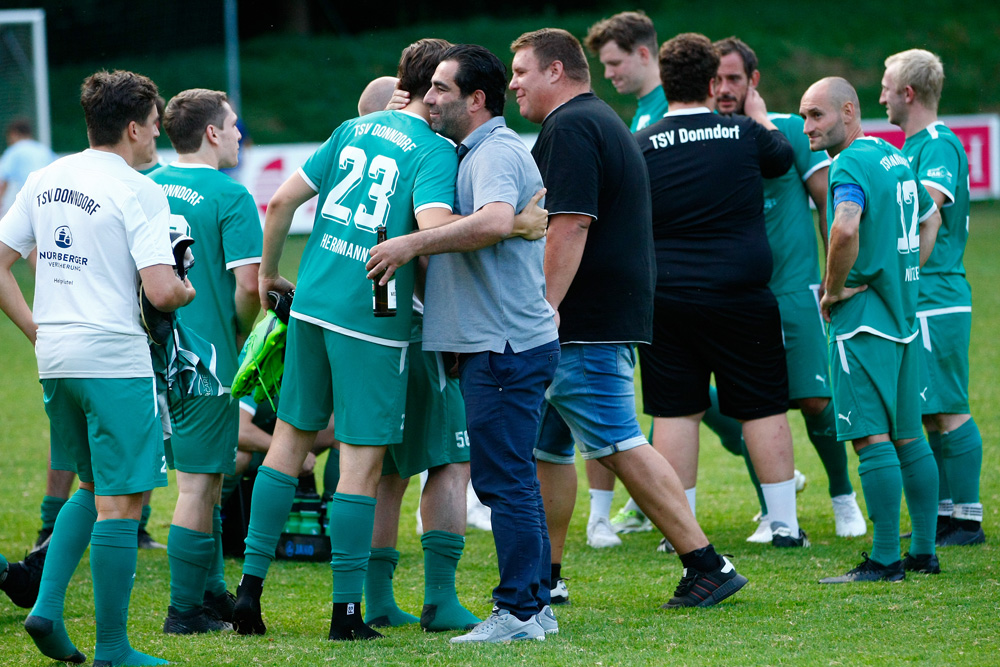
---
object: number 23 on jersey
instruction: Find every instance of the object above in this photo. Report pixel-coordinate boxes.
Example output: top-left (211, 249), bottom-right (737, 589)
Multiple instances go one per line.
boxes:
top-left (321, 146), bottom-right (399, 234)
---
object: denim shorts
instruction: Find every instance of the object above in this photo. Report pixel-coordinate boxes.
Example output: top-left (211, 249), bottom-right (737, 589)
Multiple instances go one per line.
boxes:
top-left (534, 343), bottom-right (647, 462)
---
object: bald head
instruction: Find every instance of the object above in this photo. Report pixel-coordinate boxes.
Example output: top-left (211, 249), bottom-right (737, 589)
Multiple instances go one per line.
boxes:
top-left (358, 76), bottom-right (400, 116)
top-left (799, 76), bottom-right (863, 156)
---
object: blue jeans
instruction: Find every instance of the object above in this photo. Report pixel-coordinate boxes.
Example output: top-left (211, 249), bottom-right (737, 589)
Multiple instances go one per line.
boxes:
top-left (459, 340), bottom-right (560, 620)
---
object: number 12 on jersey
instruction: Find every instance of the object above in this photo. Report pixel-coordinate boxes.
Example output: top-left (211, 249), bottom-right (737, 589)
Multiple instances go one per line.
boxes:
top-left (321, 146), bottom-right (400, 233)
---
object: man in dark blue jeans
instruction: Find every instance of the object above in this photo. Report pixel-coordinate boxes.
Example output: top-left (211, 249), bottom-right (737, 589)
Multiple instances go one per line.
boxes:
top-left (367, 44), bottom-right (558, 642)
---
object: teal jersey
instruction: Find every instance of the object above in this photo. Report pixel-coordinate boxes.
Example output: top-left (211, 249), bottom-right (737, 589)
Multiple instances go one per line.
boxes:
top-left (293, 110), bottom-right (457, 346)
top-left (630, 86), bottom-right (669, 133)
top-left (764, 113), bottom-right (831, 295)
top-left (902, 122), bottom-right (971, 309)
top-left (826, 137), bottom-right (936, 342)
top-left (151, 163), bottom-right (263, 386)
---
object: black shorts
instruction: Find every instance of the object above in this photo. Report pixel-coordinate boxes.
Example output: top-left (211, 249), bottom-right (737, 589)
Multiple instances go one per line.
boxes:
top-left (640, 296), bottom-right (789, 420)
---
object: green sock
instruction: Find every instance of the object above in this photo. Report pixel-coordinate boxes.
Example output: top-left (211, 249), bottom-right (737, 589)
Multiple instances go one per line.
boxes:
top-left (329, 493), bottom-right (376, 603)
top-left (92, 519), bottom-right (166, 666)
top-left (897, 436), bottom-right (939, 556)
top-left (40, 495), bottom-right (67, 531)
top-left (204, 505), bottom-right (227, 598)
top-left (364, 547), bottom-right (417, 626)
top-left (941, 418), bottom-right (983, 509)
top-left (26, 488), bottom-right (95, 662)
top-left (243, 465), bottom-right (298, 580)
top-left (420, 530), bottom-right (480, 631)
top-left (704, 385), bottom-right (744, 456)
top-left (857, 441), bottom-right (902, 567)
top-left (740, 439), bottom-right (767, 516)
top-left (804, 403), bottom-right (853, 497)
top-left (139, 505), bottom-right (152, 532)
top-left (167, 524), bottom-right (214, 612)
top-left (322, 449), bottom-right (341, 500)
top-left (926, 430), bottom-right (951, 505)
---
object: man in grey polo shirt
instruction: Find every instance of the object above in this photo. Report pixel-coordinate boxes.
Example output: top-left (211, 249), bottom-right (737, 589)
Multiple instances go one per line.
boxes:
top-left (367, 43), bottom-right (559, 643)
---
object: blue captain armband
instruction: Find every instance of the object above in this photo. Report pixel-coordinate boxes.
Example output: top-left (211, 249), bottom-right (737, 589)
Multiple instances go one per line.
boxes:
top-left (833, 183), bottom-right (865, 212)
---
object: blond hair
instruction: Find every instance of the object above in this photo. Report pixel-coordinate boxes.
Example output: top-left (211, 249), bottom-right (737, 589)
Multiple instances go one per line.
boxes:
top-left (884, 49), bottom-right (943, 109)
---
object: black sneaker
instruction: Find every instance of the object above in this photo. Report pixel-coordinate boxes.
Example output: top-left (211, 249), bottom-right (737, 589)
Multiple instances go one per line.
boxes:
top-left (163, 605), bottom-right (233, 634)
top-left (233, 576), bottom-right (267, 635)
top-left (902, 552), bottom-right (941, 574)
top-left (550, 577), bottom-right (569, 605)
top-left (34, 527), bottom-right (53, 550)
top-left (1, 544), bottom-right (47, 608)
top-left (770, 522), bottom-right (810, 548)
top-left (901, 515), bottom-right (952, 541)
top-left (937, 524), bottom-right (985, 547)
top-left (137, 528), bottom-right (166, 550)
top-left (656, 537), bottom-right (676, 553)
top-left (819, 553), bottom-right (905, 583)
top-left (661, 555), bottom-right (748, 608)
top-left (203, 589), bottom-right (237, 623)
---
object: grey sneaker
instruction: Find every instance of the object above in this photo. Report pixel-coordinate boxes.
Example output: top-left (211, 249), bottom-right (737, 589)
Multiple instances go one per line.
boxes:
top-left (535, 605), bottom-right (558, 634)
top-left (450, 608), bottom-right (545, 643)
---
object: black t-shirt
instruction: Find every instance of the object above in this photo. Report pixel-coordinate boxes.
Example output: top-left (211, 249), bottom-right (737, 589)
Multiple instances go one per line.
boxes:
top-left (635, 109), bottom-right (793, 305)
top-left (531, 92), bottom-right (655, 343)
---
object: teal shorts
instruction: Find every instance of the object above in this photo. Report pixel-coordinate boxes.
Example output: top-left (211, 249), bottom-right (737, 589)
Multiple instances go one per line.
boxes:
top-left (43, 377), bottom-right (168, 496)
top-left (916, 308), bottom-right (971, 415)
top-left (829, 333), bottom-right (923, 442)
top-left (383, 341), bottom-right (470, 479)
top-left (279, 317), bottom-right (407, 445)
top-left (777, 287), bottom-right (832, 401)
top-left (165, 394), bottom-right (239, 474)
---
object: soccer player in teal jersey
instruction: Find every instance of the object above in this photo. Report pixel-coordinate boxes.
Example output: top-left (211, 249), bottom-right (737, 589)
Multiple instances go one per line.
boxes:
top-left (799, 77), bottom-right (944, 583)
top-left (584, 11), bottom-right (669, 133)
top-left (711, 37), bottom-right (866, 542)
top-left (152, 88), bottom-right (263, 634)
top-left (882, 49), bottom-right (984, 547)
top-left (232, 39), bottom-right (460, 641)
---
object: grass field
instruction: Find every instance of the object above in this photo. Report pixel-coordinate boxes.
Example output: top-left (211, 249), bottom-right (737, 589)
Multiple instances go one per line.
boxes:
top-left (2, 202), bottom-right (999, 665)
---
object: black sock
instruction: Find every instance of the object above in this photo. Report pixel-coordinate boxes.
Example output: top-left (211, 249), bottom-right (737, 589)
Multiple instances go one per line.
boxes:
top-left (329, 602), bottom-right (383, 641)
top-left (238, 574), bottom-right (264, 596)
top-left (679, 545), bottom-right (720, 573)
top-left (551, 563), bottom-right (561, 582)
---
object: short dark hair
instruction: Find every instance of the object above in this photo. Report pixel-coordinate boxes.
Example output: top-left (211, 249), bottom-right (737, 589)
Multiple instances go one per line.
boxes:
top-left (714, 36), bottom-right (758, 78)
top-left (163, 89), bottom-right (230, 154)
top-left (398, 38), bottom-right (452, 99)
top-left (440, 44), bottom-right (507, 117)
top-left (584, 11), bottom-right (658, 55)
top-left (511, 28), bottom-right (590, 84)
top-left (659, 33), bottom-right (719, 104)
top-left (5, 118), bottom-right (33, 138)
top-left (80, 70), bottom-right (159, 147)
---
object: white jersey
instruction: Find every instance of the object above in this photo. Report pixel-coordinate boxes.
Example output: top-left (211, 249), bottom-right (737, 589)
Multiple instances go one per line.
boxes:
top-left (0, 149), bottom-right (174, 378)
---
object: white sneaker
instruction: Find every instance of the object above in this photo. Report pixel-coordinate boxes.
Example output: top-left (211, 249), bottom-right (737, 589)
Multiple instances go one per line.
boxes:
top-left (535, 605), bottom-right (558, 634)
top-left (450, 608), bottom-right (545, 643)
top-left (466, 501), bottom-right (493, 532)
top-left (586, 517), bottom-right (622, 548)
top-left (746, 515), bottom-right (772, 543)
top-left (832, 492), bottom-right (867, 537)
top-left (610, 507), bottom-right (654, 534)
top-left (656, 536), bottom-right (675, 553)
top-left (794, 469), bottom-right (807, 493)
top-left (550, 578), bottom-right (569, 605)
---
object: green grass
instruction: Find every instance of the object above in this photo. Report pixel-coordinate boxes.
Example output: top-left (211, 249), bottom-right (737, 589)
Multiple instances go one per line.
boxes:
top-left (2, 202), bottom-right (1000, 665)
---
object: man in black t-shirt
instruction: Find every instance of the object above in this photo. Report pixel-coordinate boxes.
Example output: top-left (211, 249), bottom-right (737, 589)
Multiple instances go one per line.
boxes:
top-left (509, 27), bottom-right (747, 609)
top-left (635, 32), bottom-right (808, 548)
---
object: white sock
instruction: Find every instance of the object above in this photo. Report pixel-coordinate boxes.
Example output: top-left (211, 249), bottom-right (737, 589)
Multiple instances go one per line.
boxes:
top-left (953, 503), bottom-right (983, 522)
top-left (760, 478), bottom-right (799, 535)
top-left (684, 487), bottom-right (697, 518)
top-left (624, 496), bottom-right (641, 514)
top-left (589, 489), bottom-right (614, 522)
top-left (938, 498), bottom-right (954, 517)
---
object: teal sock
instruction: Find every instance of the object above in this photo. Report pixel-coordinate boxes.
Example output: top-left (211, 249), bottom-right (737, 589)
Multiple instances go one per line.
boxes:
top-left (897, 436), bottom-right (939, 556)
top-left (704, 385), bottom-right (744, 456)
top-left (740, 439), bottom-right (767, 516)
top-left (92, 519), bottom-right (166, 666)
top-left (926, 430), bottom-right (951, 504)
top-left (364, 547), bottom-right (417, 626)
top-left (804, 403), bottom-right (853, 497)
top-left (205, 505), bottom-right (227, 597)
top-left (167, 525), bottom-right (214, 612)
top-left (857, 441), bottom-right (902, 567)
top-left (322, 449), bottom-right (341, 500)
top-left (26, 488), bottom-right (95, 662)
top-left (40, 495), bottom-right (67, 531)
top-left (941, 418), bottom-right (983, 508)
top-left (139, 505), bottom-right (152, 532)
top-left (420, 530), bottom-right (479, 631)
top-left (329, 493), bottom-right (376, 603)
top-left (243, 466), bottom-right (298, 579)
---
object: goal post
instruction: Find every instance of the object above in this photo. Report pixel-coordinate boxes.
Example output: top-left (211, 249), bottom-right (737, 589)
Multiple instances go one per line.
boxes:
top-left (0, 9), bottom-right (51, 148)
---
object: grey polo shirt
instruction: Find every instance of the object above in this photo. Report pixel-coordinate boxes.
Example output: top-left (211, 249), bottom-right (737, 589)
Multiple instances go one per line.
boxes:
top-left (422, 116), bottom-right (557, 354)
